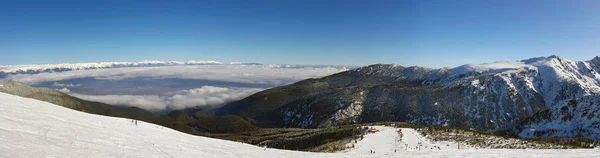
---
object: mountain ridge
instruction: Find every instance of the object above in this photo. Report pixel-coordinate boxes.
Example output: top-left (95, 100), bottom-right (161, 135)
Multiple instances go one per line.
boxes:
top-left (217, 55), bottom-right (600, 140)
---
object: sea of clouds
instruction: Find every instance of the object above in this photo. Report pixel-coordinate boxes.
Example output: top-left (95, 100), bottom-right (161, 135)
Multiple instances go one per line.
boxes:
top-left (5, 64), bottom-right (350, 112)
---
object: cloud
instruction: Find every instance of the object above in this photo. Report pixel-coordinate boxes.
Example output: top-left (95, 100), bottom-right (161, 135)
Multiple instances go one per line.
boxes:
top-left (166, 86), bottom-right (263, 110)
top-left (3, 64), bottom-right (348, 112)
top-left (57, 88), bottom-right (71, 93)
top-left (65, 86), bottom-right (263, 112)
top-left (70, 93), bottom-right (167, 112)
top-left (5, 65), bottom-right (348, 86)
top-left (52, 82), bottom-right (81, 87)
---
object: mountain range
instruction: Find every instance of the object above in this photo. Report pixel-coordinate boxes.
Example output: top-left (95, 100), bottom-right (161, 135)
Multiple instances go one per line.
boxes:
top-left (217, 55), bottom-right (600, 140)
top-left (0, 60), bottom-right (249, 77)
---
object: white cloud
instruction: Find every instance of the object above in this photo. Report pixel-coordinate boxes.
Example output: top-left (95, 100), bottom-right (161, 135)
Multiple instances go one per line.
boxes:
top-left (57, 88), bottom-right (71, 93)
top-left (166, 86), bottom-right (263, 110)
top-left (70, 93), bottom-right (167, 112)
top-left (3, 64), bottom-right (348, 112)
top-left (65, 86), bottom-right (263, 112)
top-left (6, 65), bottom-right (347, 86)
top-left (52, 82), bottom-right (81, 87)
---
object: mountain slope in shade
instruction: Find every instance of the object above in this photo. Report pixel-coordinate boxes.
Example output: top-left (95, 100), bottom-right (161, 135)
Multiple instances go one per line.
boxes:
top-left (518, 95), bottom-right (600, 140)
top-left (217, 56), bottom-right (600, 140)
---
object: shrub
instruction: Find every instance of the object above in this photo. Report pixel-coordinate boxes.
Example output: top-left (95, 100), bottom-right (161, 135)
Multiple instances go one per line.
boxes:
top-left (561, 106), bottom-right (569, 111)
top-left (568, 99), bottom-right (578, 108)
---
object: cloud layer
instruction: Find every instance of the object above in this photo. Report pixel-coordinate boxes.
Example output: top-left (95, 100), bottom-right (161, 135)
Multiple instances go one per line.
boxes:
top-left (166, 86), bottom-right (262, 110)
top-left (7, 64), bottom-right (349, 112)
top-left (71, 93), bottom-right (167, 111)
top-left (52, 82), bottom-right (81, 87)
top-left (6, 65), bottom-right (348, 86)
top-left (66, 86), bottom-right (263, 112)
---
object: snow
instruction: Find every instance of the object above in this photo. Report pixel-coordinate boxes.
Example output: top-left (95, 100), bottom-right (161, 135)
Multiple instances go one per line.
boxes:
top-left (449, 56), bottom-right (600, 104)
top-left (0, 92), bottom-right (326, 158)
top-left (345, 126), bottom-right (466, 155)
top-left (518, 95), bottom-right (600, 140)
top-left (1, 92), bottom-right (599, 157)
top-left (451, 61), bottom-right (532, 77)
top-left (398, 128), bottom-right (468, 151)
top-left (344, 126), bottom-right (599, 157)
top-left (0, 60), bottom-right (226, 74)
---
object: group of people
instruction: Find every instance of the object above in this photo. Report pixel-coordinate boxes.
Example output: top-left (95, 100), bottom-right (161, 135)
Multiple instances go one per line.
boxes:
top-left (131, 119), bottom-right (138, 125)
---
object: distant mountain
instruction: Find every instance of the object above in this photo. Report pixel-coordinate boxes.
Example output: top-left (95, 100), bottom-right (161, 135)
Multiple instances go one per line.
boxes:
top-left (0, 60), bottom-right (234, 77)
top-left (217, 55), bottom-right (600, 140)
top-left (0, 61), bottom-right (355, 78)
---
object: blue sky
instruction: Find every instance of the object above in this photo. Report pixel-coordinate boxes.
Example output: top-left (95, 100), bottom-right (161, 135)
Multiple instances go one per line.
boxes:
top-left (1, 0), bottom-right (599, 67)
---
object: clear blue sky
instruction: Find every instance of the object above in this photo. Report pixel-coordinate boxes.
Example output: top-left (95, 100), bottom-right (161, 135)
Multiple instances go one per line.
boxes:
top-left (1, 0), bottom-right (599, 67)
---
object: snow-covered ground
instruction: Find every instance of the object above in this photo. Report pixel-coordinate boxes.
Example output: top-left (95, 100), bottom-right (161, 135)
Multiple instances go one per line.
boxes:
top-left (0, 92), bottom-right (328, 158)
top-left (1, 92), bottom-right (599, 158)
top-left (399, 128), bottom-right (469, 151)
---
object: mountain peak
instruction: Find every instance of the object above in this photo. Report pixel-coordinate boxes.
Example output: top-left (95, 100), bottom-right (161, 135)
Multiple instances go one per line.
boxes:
top-left (548, 55), bottom-right (561, 59)
top-left (521, 55), bottom-right (562, 64)
top-left (591, 56), bottom-right (600, 65)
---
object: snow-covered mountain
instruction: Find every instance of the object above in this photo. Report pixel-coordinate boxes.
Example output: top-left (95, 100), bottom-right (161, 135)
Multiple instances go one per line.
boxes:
top-left (518, 95), bottom-right (600, 140)
top-left (0, 60), bottom-right (225, 76)
top-left (2, 92), bottom-right (598, 157)
top-left (217, 55), bottom-right (600, 140)
top-left (0, 61), bottom-right (356, 79)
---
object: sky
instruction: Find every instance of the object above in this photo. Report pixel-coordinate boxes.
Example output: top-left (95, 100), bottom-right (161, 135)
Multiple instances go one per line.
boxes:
top-left (1, 0), bottom-right (599, 68)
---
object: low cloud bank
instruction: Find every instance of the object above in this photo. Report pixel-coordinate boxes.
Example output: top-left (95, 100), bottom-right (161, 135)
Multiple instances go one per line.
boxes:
top-left (166, 86), bottom-right (262, 110)
top-left (10, 64), bottom-right (348, 112)
top-left (71, 94), bottom-right (166, 111)
top-left (52, 82), bottom-right (81, 87)
top-left (7, 65), bottom-right (348, 86)
top-left (65, 86), bottom-right (264, 112)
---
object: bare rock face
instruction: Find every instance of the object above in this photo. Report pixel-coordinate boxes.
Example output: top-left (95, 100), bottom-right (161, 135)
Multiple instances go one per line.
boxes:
top-left (217, 56), bottom-right (600, 140)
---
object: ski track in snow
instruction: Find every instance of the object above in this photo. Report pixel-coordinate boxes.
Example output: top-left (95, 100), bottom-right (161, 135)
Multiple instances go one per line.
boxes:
top-left (1, 92), bottom-right (599, 158)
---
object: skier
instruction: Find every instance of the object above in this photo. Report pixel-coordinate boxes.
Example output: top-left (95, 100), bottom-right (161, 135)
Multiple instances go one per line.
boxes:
top-left (135, 120), bottom-right (138, 125)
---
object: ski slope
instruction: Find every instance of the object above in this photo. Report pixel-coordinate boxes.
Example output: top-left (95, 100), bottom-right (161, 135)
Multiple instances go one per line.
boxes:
top-left (0, 92), bottom-right (328, 158)
top-left (344, 127), bottom-right (467, 156)
top-left (1, 92), bottom-right (599, 158)
top-left (398, 128), bottom-right (468, 151)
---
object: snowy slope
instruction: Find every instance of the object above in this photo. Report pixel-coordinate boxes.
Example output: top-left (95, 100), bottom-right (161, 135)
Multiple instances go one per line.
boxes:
top-left (0, 92), bottom-right (329, 158)
top-left (346, 126), bottom-right (466, 155)
top-left (343, 126), bottom-right (600, 157)
top-left (453, 56), bottom-right (600, 103)
top-left (1, 92), bottom-right (600, 157)
top-left (518, 95), bottom-right (600, 140)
